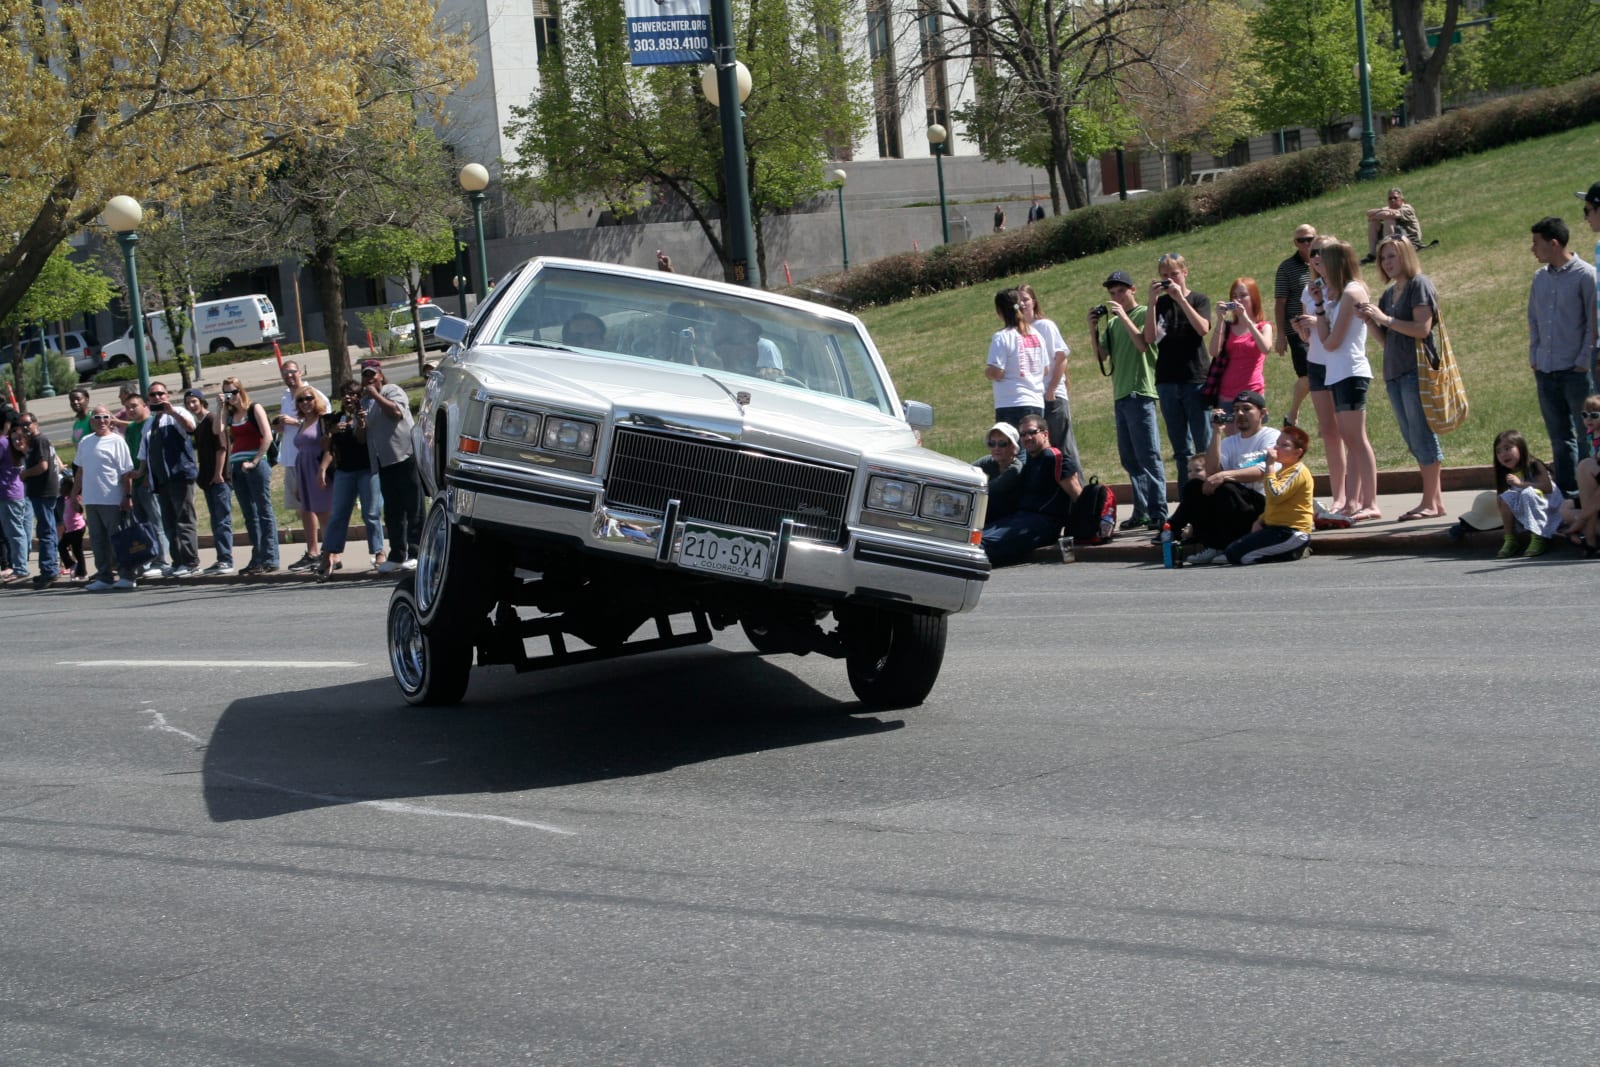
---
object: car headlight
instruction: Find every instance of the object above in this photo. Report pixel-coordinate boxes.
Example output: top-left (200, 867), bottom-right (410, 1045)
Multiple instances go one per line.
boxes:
top-left (866, 475), bottom-right (918, 515)
top-left (542, 416), bottom-right (597, 456)
top-left (919, 486), bottom-right (974, 525)
top-left (486, 407), bottom-right (542, 445)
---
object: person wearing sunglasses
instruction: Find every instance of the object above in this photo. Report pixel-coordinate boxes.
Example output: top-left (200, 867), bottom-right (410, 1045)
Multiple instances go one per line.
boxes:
top-left (71, 406), bottom-right (137, 591)
top-left (286, 387), bottom-right (335, 571)
top-left (222, 378), bottom-right (280, 574)
top-left (972, 422), bottom-right (1024, 528)
top-left (14, 411), bottom-right (62, 588)
top-left (140, 381), bottom-right (201, 577)
top-left (1274, 224), bottom-right (1317, 430)
top-left (120, 392), bottom-right (171, 576)
top-left (979, 414), bottom-right (1082, 565)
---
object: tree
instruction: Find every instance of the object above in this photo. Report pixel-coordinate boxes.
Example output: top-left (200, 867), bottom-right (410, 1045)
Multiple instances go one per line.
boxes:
top-left (339, 223), bottom-right (460, 373)
top-left (504, 0), bottom-right (870, 284)
top-left (2, 250), bottom-right (113, 405)
top-left (0, 0), bottom-right (465, 332)
top-left (921, 0), bottom-right (1226, 212)
top-left (1248, 0), bottom-right (1405, 145)
top-left (1482, 0), bottom-right (1600, 90)
top-left (1392, 0), bottom-right (1460, 124)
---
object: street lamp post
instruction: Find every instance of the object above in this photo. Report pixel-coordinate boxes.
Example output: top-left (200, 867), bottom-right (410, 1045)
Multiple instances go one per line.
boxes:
top-left (453, 240), bottom-right (470, 318)
top-left (37, 325), bottom-right (55, 398)
top-left (928, 124), bottom-right (951, 245)
top-left (458, 163), bottom-right (492, 299)
top-left (1353, 5), bottom-right (1380, 181)
top-left (699, 41), bottom-right (760, 288)
top-left (101, 195), bottom-right (151, 397)
top-left (831, 169), bottom-right (849, 272)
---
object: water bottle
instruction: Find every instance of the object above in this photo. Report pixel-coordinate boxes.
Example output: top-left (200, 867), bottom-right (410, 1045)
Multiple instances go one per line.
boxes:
top-left (1160, 523), bottom-right (1175, 568)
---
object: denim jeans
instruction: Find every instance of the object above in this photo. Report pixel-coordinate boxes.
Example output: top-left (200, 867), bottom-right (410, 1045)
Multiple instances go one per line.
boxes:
top-left (131, 478), bottom-right (169, 566)
top-left (29, 495), bottom-right (58, 578)
top-left (201, 480), bottom-right (234, 567)
top-left (0, 497), bottom-right (33, 577)
top-left (1156, 380), bottom-right (1212, 481)
top-left (322, 468), bottom-right (384, 556)
top-left (231, 459), bottom-right (279, 568)
top-left (1535, 368), bottom-right (1596, 494)
top-left (1114, 395), bottom-right (1167, 521)
top-left (1384, 372), bottom-right (1443, 467)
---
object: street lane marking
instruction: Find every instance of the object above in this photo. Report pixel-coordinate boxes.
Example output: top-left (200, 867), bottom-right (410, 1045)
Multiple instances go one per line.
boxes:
top-left (212, 772), bottom-right (576, 836)
top-left (144, 711), bottom-right (205, 745)
top-left (62, 659), bottom-right (366, 668)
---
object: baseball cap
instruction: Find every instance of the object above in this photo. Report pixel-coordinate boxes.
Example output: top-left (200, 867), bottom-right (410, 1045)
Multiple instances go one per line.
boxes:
top-left (987, 422), bottom-right (1019, 448)
top-left (1233, 390), bottom-right (1267, 409)
top-left (359, 358), bottom-right (383, 374)
top-left (183, 387), bottom-right (205, 401)
top-left (1576, 182), bottom-right (1600, 208)
top-left (1102, 270), bottom-right (1134, 289)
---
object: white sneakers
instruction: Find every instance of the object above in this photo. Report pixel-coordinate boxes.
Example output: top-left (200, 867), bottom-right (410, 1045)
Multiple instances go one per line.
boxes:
top-left (377, 559), bottom-right (418, 574)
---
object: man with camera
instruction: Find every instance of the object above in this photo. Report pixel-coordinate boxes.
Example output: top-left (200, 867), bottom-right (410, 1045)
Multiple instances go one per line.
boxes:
top-left (140, 381), bottom-right (201, 577)
top-left (1143, 253), bottom-right (1212, 485)
top-left (1164, 390), bottom-right (1280, 565)
top-left (1089, 270), bottom-right (1165, 530)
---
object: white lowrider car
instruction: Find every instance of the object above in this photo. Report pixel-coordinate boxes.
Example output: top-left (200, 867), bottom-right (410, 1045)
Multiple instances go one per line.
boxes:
top-left (389, 257), bottom-right (990, 709)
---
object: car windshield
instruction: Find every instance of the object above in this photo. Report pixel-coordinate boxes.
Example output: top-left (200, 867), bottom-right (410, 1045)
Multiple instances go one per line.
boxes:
top-left (389, 306), bottom-right (441, 327)
top-left (480, 265), bottom-right (896, 415)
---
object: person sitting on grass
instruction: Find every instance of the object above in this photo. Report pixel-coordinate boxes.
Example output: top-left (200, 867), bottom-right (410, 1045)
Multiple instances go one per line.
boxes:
top-left (1493, 429), bottom-right (1562, 559)
top-left (1222, 425), bottom-right (1314, 566)
top-left (979, 414), bottom-right (1082, 566)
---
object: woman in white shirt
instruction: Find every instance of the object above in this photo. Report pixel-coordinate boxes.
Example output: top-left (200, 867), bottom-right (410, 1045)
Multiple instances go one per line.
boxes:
top-left (1307, 239), bottom-right (1379, 520)
top-left (1018, 283), bottom-right (1079, 469)
top-left (985, 289), bottom-right (1046, 429)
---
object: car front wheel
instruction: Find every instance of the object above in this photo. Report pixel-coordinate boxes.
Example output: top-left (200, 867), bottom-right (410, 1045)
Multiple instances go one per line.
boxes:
top-left (841, 607), bottom-right (948, 710)
top-left (388, 574), bottom-right (471, 706)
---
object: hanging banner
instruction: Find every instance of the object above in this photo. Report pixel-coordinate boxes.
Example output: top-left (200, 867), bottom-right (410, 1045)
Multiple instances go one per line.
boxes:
top-left (626, 0), bottom-right (713, 66)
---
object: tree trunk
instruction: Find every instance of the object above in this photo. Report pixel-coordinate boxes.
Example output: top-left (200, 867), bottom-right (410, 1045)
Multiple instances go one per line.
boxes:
top-left (1394, 0), bottom-right (1459, 125)
top-left (310, 238), bottom-right (352, 394)
top-left (1046, 167), bottom-right (1061, 216)
top-left (1047, 108), bottom-right (1087, 210)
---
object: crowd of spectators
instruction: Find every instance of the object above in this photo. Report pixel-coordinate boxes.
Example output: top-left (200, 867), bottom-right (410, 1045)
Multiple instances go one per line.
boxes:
top-left (0, 356), bottom-right (423, 591)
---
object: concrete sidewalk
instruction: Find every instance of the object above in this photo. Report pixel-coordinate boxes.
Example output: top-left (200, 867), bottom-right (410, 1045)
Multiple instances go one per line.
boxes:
top-left (1068, 466), bottom-right (1553, 563)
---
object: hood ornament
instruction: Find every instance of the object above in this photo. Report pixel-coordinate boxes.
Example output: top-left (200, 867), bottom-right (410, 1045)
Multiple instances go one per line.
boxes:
top-left (702, 373), bottom-right (748, 415)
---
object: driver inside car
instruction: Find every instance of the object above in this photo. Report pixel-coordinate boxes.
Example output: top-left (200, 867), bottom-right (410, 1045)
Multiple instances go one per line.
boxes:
top-left (712, 315), bottom-right (785, 380)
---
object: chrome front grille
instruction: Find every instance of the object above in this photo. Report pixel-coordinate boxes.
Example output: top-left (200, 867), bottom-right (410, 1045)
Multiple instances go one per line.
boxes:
top-left (606, 428), bottom-right (853, 544)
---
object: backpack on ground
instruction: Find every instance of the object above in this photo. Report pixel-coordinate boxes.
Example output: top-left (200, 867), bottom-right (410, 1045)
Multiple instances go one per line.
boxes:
top-left (1069, 476), bottom-right (1117, 544)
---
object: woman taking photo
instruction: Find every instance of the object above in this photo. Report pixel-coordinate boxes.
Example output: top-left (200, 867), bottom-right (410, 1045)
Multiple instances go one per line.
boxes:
top-left (316, 381), bottom-right (386, 579)
top-left (1202, 276), bottom-right (1273, 410)
top-left (1359, 236), bottom-right (1446, 520)
top-left (221, 377), bottom-right (280, 574)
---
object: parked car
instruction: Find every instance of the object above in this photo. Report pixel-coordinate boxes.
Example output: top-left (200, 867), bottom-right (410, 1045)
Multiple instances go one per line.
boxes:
top-left (385, 302), bottom-right (447, 352)
top-left (388, 257), bottom-right (991, 709)
top-left (1, 331), bottom-right (103, 380)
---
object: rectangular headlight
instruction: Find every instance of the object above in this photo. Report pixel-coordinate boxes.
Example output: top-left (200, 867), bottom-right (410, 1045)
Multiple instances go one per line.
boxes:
top-left (865, 475), bottom-right (919, 515)
top-left (486, 407), bottom-right (542, 445)
top-left (919, 486), bottom-right (974, 526)
top-left (542, 416), bottom-right (597, 456)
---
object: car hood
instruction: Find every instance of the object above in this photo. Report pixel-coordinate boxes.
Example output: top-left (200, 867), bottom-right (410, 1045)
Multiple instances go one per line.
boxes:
top-left (460, 345), bottom-right (977, 484)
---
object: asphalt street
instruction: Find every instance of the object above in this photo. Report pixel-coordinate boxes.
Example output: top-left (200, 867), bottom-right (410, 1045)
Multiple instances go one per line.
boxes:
top-left (2, 554), bottom-right (1596, 1065)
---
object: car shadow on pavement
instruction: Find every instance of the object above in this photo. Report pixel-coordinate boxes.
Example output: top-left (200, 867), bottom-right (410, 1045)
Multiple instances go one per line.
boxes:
top-left (202, 646), bottom-right (901, 822)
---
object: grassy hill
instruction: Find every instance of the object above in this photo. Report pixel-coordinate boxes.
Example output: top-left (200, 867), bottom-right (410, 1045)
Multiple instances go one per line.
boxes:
top-left (863, 124), bottom-right (1598, 479)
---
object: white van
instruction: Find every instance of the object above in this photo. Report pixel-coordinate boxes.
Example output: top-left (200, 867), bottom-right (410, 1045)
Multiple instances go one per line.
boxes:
top-left (101, 295), bottom-right (281, 368)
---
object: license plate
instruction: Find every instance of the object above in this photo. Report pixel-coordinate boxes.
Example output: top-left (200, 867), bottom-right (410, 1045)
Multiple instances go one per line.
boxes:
top-left (678, 523), bottom-right (772, 582)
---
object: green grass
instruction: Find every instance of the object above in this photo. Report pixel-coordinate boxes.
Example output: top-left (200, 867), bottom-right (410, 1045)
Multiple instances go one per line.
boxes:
top-left (864, 124), bottom-right (1600, 478)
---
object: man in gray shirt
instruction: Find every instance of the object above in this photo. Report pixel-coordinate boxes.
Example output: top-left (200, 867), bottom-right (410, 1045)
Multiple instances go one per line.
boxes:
top-left (357, 359), bottom-right (425, 573)
top-left (1528, 216), bottom-right (1598, 495)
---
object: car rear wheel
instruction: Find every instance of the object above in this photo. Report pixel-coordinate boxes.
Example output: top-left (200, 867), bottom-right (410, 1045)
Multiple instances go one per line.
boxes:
top-left (842, 607), bottom-right (948, 710)
top-left (388, 574), bottom-right (471, 706)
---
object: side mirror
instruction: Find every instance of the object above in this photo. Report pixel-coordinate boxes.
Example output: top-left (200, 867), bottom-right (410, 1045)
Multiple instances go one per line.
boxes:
top-left (903, 400), bottom-right (934, 431)
top-left (433, 315), bottom-right (470, 346)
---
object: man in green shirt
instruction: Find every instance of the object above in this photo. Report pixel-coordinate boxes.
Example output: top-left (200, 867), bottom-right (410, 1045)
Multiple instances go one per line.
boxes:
top-left (1089, 270), bottom-right (1165, 529)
